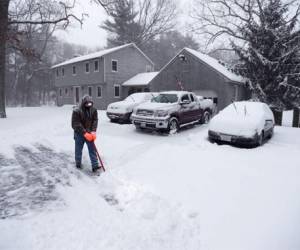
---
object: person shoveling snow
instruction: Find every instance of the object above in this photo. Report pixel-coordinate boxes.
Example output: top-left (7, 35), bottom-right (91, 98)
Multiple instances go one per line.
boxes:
top-left (71, 95), bottom-right (103, 173)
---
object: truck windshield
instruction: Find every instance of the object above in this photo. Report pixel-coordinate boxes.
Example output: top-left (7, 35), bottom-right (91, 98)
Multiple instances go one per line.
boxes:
top-left (152, 94), bottom-right (178, 103)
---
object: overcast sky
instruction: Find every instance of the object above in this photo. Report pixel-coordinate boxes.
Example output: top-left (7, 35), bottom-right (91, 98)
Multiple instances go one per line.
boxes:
top-left (56, 0), bottom-right (191, 49)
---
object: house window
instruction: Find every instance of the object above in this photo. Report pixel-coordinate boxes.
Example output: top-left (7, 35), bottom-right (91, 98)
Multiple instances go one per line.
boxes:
top-left (88, 86), bottom-right (92, 97)
top-left (97, 86), bottom-right (102, 98)
top-left (112, 60), bottom-right (118, 72)
top-left (59, 88), bottom-right (62, 97)
top-left (114, 84), bottom-right (120, 98)
top-left (62, 68), bottom-right (65, 77)
top-left (72, 66), bottom-right (76, 75)
top-left (56, 69), bottom-right (59, 77)
top-left (94, 60), bottom-right (99, 72)
top-left (65, 87), bottom-right (68, 96)
top-left (85, 62), bottom-right (90, 73)
top-left (146, 65), bottom-right (152, 72)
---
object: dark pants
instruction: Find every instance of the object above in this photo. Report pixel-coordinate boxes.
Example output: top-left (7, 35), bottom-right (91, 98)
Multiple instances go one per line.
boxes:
top-left (74, 132), bottom-right (98, 168)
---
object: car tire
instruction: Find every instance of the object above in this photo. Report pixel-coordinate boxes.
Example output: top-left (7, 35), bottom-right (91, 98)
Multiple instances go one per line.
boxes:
top-left (168, 117), bottom-right (179, 135)
top-left (256, 131), bottom-right (264, 146)
top-left (268, 127), bottom-right (274, 139)
top-left (201, 111), bottom-right (211, 124)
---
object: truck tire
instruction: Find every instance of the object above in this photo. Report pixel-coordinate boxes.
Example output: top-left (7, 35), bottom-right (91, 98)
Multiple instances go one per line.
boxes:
top-left (168, 117), bottom-right (179, 135)
top-left (201, 111), bottom-right (211, 124)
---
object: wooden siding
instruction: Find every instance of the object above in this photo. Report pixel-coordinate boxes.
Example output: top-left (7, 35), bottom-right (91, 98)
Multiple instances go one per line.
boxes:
top-left (149, 50), bottom-right (246, 110)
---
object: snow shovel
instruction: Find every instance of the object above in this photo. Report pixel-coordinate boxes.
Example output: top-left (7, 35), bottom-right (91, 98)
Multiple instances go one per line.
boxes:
top-left (92, 142), bottom-right (106, 172)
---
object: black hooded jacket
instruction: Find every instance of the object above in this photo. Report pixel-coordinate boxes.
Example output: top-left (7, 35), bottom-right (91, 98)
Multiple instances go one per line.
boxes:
top-left (71, 95), bottom-right (98, 134)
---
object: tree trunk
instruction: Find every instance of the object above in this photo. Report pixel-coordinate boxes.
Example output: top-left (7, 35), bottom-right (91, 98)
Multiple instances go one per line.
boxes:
top-left (0, 0), bottom-right (9, 118)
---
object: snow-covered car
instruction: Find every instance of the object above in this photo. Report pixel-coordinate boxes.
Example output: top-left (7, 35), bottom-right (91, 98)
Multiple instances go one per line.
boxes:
top-left (106, 92), bottom-right (156, 122)
top-left (131, 91), bottom-right (213, 134)
top-left (208, 101), bottom-right (275, 146)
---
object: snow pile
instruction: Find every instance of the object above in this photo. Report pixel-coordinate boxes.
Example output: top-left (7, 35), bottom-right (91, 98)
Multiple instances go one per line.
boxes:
top-left (282, 110), bottom-right (293, 127)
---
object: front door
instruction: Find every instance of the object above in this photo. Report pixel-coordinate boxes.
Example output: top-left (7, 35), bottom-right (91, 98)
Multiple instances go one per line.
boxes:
top-left (74, 86), bottom-right (80, 104)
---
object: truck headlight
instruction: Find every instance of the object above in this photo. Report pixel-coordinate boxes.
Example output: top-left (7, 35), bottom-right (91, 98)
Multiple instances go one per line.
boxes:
top-left (155, 110), bottom-right (168, 117)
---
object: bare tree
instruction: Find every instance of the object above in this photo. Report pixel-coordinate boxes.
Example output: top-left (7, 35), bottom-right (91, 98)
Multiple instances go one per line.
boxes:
top-left (0, 0), bottom-right (114, 118)
top-left (191, 0), bottom-right (300, 46)
top-left (135, 0), bottom-right (177, 44)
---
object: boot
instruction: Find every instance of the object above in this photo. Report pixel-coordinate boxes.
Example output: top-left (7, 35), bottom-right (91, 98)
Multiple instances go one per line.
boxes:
top-left (92, 166), bottom-right (100, 173)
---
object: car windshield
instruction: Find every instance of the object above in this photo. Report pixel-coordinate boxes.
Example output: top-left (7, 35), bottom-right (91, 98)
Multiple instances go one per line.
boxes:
top-left (124, 93), bottom-right (147, 103)
top-left (151, 94), bottom-right (178, 103)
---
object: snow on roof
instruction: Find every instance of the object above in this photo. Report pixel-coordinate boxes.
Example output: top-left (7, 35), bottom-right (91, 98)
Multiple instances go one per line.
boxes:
top-left (122, 72), bottom-right (159, 86)
top-left (52, 43), bottom-right (153, 68)
top-left (184, 48), bottom-right (245, 83)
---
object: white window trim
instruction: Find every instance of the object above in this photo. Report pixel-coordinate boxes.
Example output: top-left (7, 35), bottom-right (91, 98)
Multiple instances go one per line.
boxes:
top-left (111, 59), bottom-right (118, 72)
top-left (64, 87), bottom-right (68, 97)
top-left (88, 86), bottom-right (93, 97)
top-left (73, 86), bottom-right (81, 104)
top-left (114, 84), bottom-right (121, 98)
top-left (94, 60), bottom-right (99, 72)
top-left (85, 62), bottom-right (90, 74)
top-left (103, 57), bottom-right (106, 82)
top-left (96, 86), bottom-right (102, 98)
top-left (146, 65), bottom-right (152, 72)
top-left (72, 65), bottom-right (77, 76)
top-left (234, 85), bottom-right (239, 101)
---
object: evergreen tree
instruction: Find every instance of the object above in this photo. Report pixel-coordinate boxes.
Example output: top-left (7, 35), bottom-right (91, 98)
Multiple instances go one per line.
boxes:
top-left (233, 0), bottom-right (300, 109)
top-left (102, 0), bottom-right (142, 47)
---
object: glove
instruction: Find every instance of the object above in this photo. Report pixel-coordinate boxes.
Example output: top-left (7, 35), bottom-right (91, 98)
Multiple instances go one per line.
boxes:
top-left (84, 132), bottom-right (94, 142)
top-left (91, 132), bottom-right (97, 141)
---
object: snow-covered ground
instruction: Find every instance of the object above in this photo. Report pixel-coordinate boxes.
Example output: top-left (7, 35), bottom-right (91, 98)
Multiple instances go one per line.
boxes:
top-left (1, 106), bottom-right (300, 250)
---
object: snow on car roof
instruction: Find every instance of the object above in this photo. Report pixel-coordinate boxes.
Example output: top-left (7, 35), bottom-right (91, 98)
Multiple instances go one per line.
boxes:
top-left (224, 101), bottom-right (266, 115)
top-left (122, 72), bottom-right (159, 86)
top-left (52, 43), bottom-right (153, 68)
top-left (184, 48), bottom-right (245, 83)
top-left (159, 91), bottom-right (190, 96)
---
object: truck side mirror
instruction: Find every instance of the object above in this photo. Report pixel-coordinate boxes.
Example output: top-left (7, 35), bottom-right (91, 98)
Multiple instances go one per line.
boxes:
top-left (180, 100), bottom-right (191, 105)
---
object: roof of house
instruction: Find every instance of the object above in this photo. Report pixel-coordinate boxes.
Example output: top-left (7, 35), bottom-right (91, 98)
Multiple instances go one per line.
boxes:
top-left (122, 72), bottom-right (159, 86)
top-left (52, 43), bottom-right (154, 69)
top-left (183, 48), bottom-right (245, 83)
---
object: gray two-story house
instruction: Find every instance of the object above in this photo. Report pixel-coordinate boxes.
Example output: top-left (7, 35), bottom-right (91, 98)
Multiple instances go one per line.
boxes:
top-left (52, 43), bottom-right (154, 109)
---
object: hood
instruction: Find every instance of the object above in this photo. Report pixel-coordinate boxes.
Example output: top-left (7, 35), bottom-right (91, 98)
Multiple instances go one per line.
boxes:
top-left (80, 95), bottom-right (94, 109)
top-left (108, 100), bottom-right (135, 108)
top-left (136, 102), bottom-right (177, 111)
